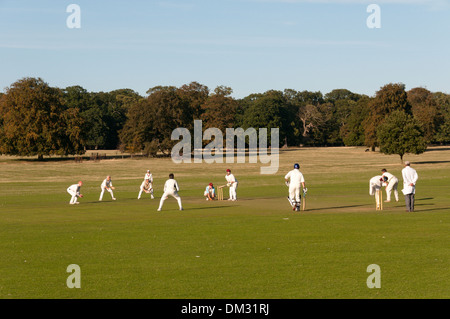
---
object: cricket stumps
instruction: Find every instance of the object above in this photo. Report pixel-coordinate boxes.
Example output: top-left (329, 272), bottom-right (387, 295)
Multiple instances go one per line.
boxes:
top-left (217, 185), bottom-right (226, 201)
top-left (376, 189), bottom-right (383, 210)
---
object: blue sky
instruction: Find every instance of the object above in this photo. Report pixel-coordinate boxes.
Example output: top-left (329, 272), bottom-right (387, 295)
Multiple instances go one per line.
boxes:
top-left (0, 0), bottom-right (449, 98)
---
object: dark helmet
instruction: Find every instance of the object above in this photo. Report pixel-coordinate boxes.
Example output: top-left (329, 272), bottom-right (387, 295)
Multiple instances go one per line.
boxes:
top-left (294, 163), bottom-right (300, 169)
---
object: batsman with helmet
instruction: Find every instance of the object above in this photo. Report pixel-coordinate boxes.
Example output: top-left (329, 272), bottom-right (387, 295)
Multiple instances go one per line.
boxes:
top-left (285, 163), bottom-right (307, 211)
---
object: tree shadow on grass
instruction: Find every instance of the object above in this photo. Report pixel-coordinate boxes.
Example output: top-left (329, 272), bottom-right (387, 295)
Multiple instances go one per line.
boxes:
top-left (413, 161), bottom-right (450, 165)
top-left (424, 147), bottom-right (450, 152)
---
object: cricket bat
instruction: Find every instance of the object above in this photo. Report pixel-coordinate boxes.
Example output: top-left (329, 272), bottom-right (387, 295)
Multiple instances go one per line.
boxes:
top-left (287, 197), bottom-right (294, 208)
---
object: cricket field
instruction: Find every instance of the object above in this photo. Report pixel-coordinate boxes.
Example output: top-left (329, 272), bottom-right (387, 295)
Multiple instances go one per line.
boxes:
top-left (0, 147), bottom-right (449, 299)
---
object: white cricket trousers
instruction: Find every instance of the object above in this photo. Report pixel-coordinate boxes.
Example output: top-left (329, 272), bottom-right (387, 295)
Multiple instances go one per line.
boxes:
top-left (99, 187), bottom-right (114, 200)
top-left (385, 178), bottom-right (399, 201)
top-left (158, 191), bottom-right (182, 210)
top-left (289, 185), bottom-right (301, 203)
top-left (67, 188), bottom-right (78, 204)
top-left (229, 183), bottom-right (238, 200)
top-left (138, 185), bottom-right (153, 199)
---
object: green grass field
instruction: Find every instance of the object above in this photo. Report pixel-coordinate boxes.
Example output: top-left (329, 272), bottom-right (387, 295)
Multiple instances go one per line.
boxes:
top-left (0, 147), bottom-right (449, 299)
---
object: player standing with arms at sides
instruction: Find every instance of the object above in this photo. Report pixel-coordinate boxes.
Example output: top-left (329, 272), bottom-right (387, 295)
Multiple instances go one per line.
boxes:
top-left (225, 169), bottom-right (238, 201)
top-left (204, 183), bottom-right (216, 201)
top-left (402, 161), bottom-right (418, 212)
top-left (99, 175), bottom-right (116, 201)
top-left (285, 163), bottom-right (307, 211)
top-left (138, 179), bottom-right (154, 199)
top-left (157, 173), bottom-right (183, 211)
top-left (381, 169), bottom-right (399, 202)
top-left (67, 181), bottom-right (83, 205)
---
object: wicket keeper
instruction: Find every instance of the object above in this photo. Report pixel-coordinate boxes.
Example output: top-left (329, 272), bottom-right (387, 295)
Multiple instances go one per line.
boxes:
top-left (204, 183), bottom-right (216, 200)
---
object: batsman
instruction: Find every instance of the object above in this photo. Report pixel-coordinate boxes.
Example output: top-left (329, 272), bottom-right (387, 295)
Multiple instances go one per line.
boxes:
top-left (285, 163), bottom-right (307, 211)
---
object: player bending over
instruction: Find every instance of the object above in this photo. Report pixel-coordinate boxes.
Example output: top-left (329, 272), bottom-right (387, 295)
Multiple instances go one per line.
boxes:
top-left (138, 178), bottom-right (154, 199)
top-left (204, 183), bottom-right (216, 200)
top-left (99, 175), bottom-right (116, 201)
top-left (67, 181), bottom-right (83, 205)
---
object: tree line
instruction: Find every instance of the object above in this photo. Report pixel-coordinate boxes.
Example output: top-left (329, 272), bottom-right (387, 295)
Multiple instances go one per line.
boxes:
top-left (0, 77), bottom-right (449, 160)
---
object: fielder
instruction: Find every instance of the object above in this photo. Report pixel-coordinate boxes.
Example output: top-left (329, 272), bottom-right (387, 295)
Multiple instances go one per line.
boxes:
top-left (157, 173), bottom-right (183, 211)
top-left (381, 169), bottom-right (399, 202)
top-left (67, 181), bottom-right (83, 205)
top-left (138, 179), bottom-right (154, 199)
top-left (285, 163), bottom-right (307, 211)
top-left (144, 170), bottom-right (153, 182)
top-left (99, 175), bottom-right (116, 201)
top-left (225, 169), bottom-right (238, 201)
top-left (204, 183), bottom-right (216, 201)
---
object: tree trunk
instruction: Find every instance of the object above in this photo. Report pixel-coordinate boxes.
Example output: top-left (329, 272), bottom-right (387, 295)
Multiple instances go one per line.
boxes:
top-left (37, 154), bottom-right (44, 161)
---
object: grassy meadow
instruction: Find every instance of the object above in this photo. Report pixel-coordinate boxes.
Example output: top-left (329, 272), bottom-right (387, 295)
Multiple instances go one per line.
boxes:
top-left (0, 147), bottom-right (449, 299)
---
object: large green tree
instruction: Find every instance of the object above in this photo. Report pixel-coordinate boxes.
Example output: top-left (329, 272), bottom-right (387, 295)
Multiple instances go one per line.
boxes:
top-left (119, 85), bottom-right (194, 155)
top-left (201, 86), bottom-right (238, 131)
top-left (433, 92), bottom-right (450, 144)
top-left (339, 96), bottom-right (370, 146)
top-left (408, 87), bottom-right (438, 143)
top-left (0, 77), bottom-right (84, 159)
top-left (241, 90), bottom-right (288, 146)
top-left (377, 110), bottom-right (427, 161)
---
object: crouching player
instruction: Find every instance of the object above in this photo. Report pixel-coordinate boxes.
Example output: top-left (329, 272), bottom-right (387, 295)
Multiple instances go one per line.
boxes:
top-left (204, 183), bottom-right (216, 201)
top-left (67, 181), bottom-right (83, 205)
top-left (99, 175), bottom-right (116, 201)
top-left (138, 178), bottom-right (154, 199)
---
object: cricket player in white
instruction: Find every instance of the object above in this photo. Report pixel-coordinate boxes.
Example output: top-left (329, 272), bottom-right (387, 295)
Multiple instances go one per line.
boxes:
top-left (381, 169), bottom-right (399, 202)
top-left (144, 170), bottom-right (153, 182)
top-left (157, 173), bottom-right (183, 211)
top-left (402, 161), bottom-right (419, 212)
top-left (369, 175), bottom-right (383, 208)
top-left (99, 175), bottom-right (116, 201)
top-left (369, 175), bottom-right (383, 195)
top-left (225, 169), bottom-right (238, 201)
top-left (67, 181), bottom-right (83, 205)
top-left (138, 179), bottom-right (154, 199)
top-left (285, 163), bottom-right (307, 210)
top-left (204, 183), bottom-right (215, 200)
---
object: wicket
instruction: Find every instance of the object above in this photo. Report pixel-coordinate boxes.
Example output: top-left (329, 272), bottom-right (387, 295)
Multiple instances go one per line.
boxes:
top-left (217, 185), bottom-right (226, 201)
top-left (376, 189), bottom-right (383, 210)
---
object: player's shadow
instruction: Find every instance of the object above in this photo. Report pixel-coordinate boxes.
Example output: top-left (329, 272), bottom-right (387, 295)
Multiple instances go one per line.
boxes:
top-left (414, 207), bottom-right (450, 212)
top-left (416, 198), bottom-right (433, 201)
top-left (194, 205), bottom-right (230, 210)
top-left (306, 204), bottom-right (369, 212)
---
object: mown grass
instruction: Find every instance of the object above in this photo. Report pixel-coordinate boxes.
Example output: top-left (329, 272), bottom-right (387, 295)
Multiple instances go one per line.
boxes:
top-left (0, 146), bottom-right (449, 298)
